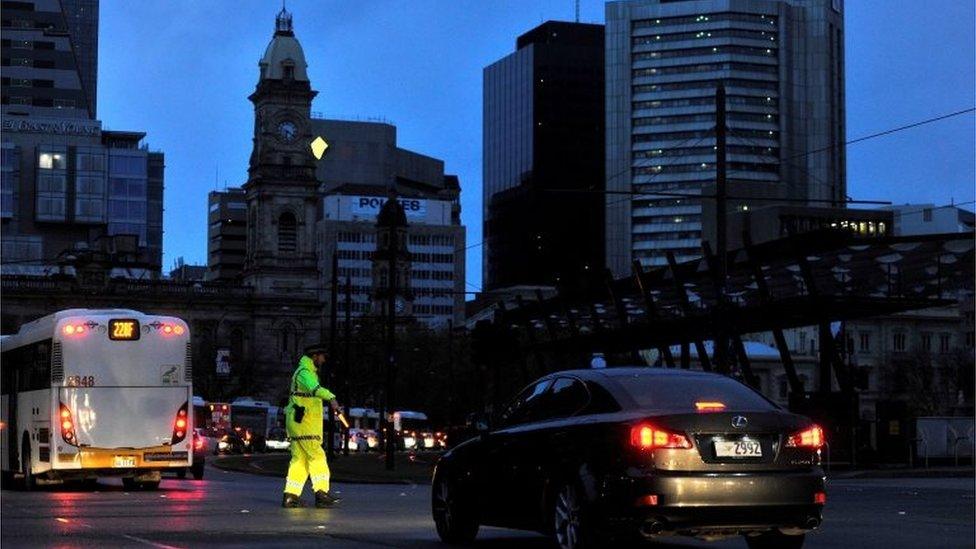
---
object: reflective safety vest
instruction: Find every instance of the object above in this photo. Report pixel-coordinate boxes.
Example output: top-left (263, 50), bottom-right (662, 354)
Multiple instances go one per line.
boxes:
top-left (284, 355), bottom-right (336, 440)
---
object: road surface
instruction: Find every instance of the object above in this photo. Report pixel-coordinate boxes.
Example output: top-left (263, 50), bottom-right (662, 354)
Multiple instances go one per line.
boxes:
top-left (1, 468), bottom-right (972, 548)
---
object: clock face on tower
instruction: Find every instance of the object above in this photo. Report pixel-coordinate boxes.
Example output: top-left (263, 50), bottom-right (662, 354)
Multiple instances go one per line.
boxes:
top-left (277, 120), bottom-right (298, 143)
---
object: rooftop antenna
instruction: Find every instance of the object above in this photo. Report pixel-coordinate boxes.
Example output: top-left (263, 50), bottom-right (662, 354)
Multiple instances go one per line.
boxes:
top-left (575, 0), bottom-right (580, 22)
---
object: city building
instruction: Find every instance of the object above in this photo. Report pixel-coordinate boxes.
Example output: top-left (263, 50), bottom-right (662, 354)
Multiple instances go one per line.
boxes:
top-left (2, 7), bottom-right (467, 405)
top-left (314, 119), bottom-right (466, 327)
top-left (605, 0), bottom-right (846, 273)
top-left (887, 203), bottom-right (975, 236)
top-left (1, 0), bottom-right (98, 118)
top-left (1, 0), bottom-right (164, 276)
top-left (206, 187), bottom-right (247, 281)
top-left (483, 21), bottom-right (605, 291)
top-left (721, 203), bottom-right (892, 249)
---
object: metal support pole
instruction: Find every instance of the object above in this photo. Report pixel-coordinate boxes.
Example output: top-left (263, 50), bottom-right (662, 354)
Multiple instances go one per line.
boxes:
top-left (385, 227), bottom-right (398, 471)
top-left (342, 277), bottom-right (352, 455)
top-left (742, 231), bottom-right (804, 394)
top-left (327, 252), bottom-right (338, 459)
top-left (631, 260), bottom-right (676, 367)
top-left (666, 251), bottom-right (713, 372)
top-left (714, 83), bottom-right (729, 376)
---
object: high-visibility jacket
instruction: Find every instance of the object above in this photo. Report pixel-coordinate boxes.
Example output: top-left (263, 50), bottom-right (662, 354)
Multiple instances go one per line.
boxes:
top-left (284, 356), bottom-right (336, 441)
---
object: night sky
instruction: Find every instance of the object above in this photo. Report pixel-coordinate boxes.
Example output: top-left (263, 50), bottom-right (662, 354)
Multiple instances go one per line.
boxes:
top-left (97, 0), bottom-right (975, 292)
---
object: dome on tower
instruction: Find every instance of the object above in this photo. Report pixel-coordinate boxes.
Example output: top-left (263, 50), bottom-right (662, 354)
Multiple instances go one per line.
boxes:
top-left (258, 6), bottom-right (309, 82)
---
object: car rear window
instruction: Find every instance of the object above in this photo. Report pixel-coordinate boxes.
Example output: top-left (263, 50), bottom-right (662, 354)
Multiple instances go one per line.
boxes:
top-left (613, 373), bottom-right (777, 412)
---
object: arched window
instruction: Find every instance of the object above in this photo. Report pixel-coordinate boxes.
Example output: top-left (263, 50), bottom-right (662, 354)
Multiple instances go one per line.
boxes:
top-left (278, 212), bottom-right (297, 253)
top-left (280, 322), bottom-right (295, 357)
top-left (230, 328), bottom-right (245, 364)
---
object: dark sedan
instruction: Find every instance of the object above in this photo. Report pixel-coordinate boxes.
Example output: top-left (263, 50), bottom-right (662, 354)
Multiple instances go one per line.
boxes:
top-left (431, 367), bottom-right (826, 549)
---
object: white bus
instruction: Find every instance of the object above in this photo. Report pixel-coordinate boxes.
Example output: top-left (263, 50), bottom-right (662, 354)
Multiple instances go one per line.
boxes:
top-left (1, 309), bottom-right (192, 490)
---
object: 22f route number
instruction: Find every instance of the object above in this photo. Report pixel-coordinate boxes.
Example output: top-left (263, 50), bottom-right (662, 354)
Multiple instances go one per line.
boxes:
top-left (66, 375), bottom-right (95, 387)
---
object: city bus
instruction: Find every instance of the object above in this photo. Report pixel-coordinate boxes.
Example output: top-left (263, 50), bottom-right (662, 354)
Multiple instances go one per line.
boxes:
top-left (1, 309), bottom-right (192, 490)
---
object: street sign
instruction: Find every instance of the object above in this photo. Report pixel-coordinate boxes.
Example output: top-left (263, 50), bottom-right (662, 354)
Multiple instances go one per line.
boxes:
top-left (215, 348), bottom-right (231, 376)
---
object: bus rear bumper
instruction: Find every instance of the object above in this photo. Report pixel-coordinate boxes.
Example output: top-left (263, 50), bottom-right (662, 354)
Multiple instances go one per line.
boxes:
top-left (56, 445), bottom-right (190, 469)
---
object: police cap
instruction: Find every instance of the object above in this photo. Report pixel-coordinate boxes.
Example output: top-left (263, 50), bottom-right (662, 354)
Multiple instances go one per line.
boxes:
top-left (303, 343), bottom-right (329, 357)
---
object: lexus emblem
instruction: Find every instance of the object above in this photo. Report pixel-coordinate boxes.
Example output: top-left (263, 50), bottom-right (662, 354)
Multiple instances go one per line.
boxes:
top-left (731, 416), bottom-right (748, 429)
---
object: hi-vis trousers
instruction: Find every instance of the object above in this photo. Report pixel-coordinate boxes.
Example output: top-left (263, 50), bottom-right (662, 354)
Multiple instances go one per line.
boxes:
top-left (283, 436), bottom-right (331, 496)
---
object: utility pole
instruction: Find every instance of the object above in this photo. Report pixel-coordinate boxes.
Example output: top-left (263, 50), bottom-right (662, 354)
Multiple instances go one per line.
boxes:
top-left (327, 251), bottom-right (338, 458)
top-left (714, 84), bottom-right (729, 375)
top-left (342, 276), bottom-right (352, 456)
top-left (447, 318), bottom-right (456, 425)
top-left (385, 210), bottom-right (399, 471)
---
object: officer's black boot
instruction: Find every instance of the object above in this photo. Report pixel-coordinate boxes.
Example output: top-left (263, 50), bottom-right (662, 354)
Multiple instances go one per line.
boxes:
top-left (282, 493), bottom-right (302, 508)
top-left (315, 490), bottom-right (341, 508)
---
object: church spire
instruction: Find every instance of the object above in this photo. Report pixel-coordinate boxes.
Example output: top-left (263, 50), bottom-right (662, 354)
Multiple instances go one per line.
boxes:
top-left (275, 3), bottom-right (293, 36)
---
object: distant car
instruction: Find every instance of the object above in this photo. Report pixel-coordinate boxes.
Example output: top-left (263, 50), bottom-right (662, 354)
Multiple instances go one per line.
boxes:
top-left (432, 368), bottom-right (826, 549)
top-left (266, 428), bottom-right (290, 452)
top-left (217, 430), bottom-right (247, 455)
top-left (176, 428), bottom-right (206, 480)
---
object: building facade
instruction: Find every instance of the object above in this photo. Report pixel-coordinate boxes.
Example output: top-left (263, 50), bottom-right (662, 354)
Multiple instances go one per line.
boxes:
top-left (483, 21), bottom-right (605, 291)
top-left (2, 7), bottom-right (467, 405)
top-left (206, 187), bottom-right (247, 281)
top-left (605, 0), bottom-right (846, 273)
top-left (887, 204), bottom-right (976, 236)
top-left (1, 0), bottom-right (163, 276)
top-left (1, 0), bottom-right (98, 118)
top-left (314, 119), bottom-right (466, 327)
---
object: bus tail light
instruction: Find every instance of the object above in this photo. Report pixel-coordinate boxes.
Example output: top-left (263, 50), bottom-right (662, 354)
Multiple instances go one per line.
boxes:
top-left (171, 402), bottom-right (189, 444)
top-left (630, 423), bottom-right (693, 450)
top-left (59, 403), bottom-right (78, 446)
top-left (62, 324), bottom-right (88, 336)
top-left (786, 425), bottom-right (825, 449)
top-left (160, 324), bottom-right (185, 336)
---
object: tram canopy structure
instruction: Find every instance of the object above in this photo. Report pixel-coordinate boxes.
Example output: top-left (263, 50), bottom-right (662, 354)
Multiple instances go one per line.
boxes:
top-left (486, 229), bottom-right (975, 394)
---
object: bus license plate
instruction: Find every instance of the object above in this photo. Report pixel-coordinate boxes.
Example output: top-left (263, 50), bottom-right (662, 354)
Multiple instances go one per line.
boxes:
top-left (113, 455), bottom-right (136, 468)
top-left (714, 440), bottom-right (762, 457)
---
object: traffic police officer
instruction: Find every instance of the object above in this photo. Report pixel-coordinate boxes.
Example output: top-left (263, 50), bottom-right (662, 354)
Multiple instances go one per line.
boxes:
top-left (282, 344), bottom-right (342, 508)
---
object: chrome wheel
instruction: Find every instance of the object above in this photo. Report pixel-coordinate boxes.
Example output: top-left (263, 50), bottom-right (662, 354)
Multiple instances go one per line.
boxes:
top-left (554, 485), bottom-right (581, 549)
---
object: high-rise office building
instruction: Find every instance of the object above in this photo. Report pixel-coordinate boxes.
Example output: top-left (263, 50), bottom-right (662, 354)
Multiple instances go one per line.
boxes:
top-left (1, 0), bottom-right (98, 118)
top-left (206, 187), bottom-right (247, 281)
top-left (483, 21), bottom-right (605, 290)
top-left (605, 0), bottom-right (846, 274)
top-left (1, 0), bottom-right (164, 275)
top-left (314, 118), bottom-right (466, 327)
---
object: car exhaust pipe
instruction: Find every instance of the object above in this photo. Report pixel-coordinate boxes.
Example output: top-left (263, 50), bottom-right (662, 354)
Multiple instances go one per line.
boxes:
top-left (640, 518), bottom-right (669, 537)
top-left (804, 516), bottom-right (821, 529)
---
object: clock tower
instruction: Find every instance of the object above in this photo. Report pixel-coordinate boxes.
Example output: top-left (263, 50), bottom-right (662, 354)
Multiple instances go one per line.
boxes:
top-left (242, 7), bottom-right (320, 294)
top-left (372, 196), bottom-right (414, 318)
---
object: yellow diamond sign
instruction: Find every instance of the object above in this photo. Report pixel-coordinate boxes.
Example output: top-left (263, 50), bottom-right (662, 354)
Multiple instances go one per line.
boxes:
top-left (310, 136), bottom-right (329, 160)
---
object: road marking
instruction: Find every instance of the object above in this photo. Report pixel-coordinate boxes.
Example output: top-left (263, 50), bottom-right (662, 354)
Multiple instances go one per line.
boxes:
top-left (121, 534), bottom-right (184, 549)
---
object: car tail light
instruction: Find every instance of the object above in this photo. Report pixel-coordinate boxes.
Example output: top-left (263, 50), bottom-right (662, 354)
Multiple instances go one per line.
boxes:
top-left (171, 402), bottom-right (189, 444)
top-left (59, 403), bottom-right (78, 446)
top-left (635, 494), bottom-right (659, 506)
top-left (630, 423), bottom-right (693, 450)
top-left (694, 401), bottom-right (726, 412)
top-left (814, 491), bottom-right (826, 504)
top-left (786, 425), bottom-right (825, 449)
top-left (194, 434), bottom-right (206, 451)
